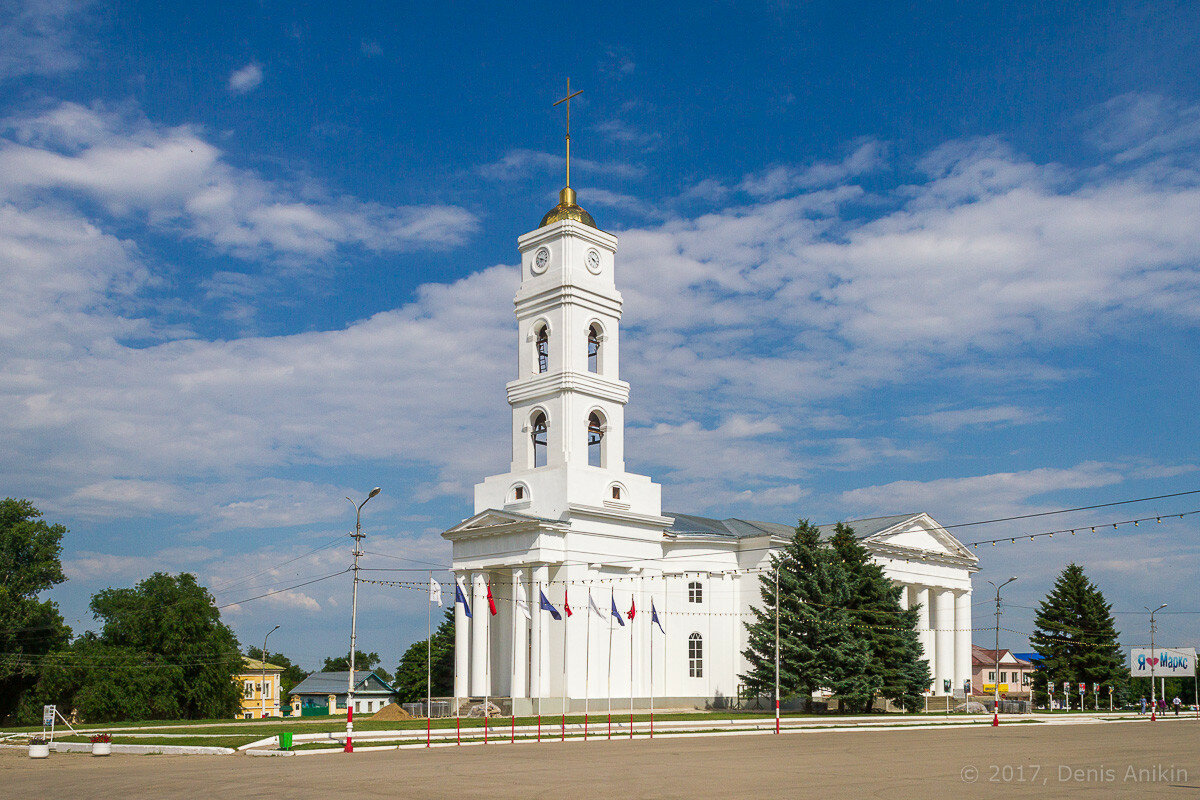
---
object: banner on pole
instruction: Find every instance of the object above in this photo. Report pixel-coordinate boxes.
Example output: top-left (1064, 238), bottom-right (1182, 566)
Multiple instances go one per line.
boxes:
top-left (1129, 647), bottom-right (1196, 677)
top-left (42, 705), bottom-right (55, 726)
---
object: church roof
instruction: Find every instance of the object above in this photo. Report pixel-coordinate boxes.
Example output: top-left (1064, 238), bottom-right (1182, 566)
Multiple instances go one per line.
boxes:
top-left (665, 512), bottom-right (923, 541)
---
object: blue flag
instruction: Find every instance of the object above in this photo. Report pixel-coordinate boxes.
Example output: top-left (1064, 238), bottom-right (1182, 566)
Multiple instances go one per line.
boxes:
top-left (611, 594), bottom-right (625, 627)
top-left (651, 599), bottom-right (664, 633)
top-left (539, 590), bottom-right (561, 620)
top-left (455, 580), bottom-right (472, 618)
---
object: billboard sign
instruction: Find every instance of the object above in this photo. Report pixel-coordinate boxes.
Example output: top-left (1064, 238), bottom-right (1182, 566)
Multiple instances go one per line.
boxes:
top-left (1130, 648), bottom-right (1196, 677)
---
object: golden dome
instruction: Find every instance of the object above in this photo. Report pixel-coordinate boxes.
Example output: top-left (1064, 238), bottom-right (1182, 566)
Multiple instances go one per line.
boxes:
top-left (540, 186), bottom-right (597, 229)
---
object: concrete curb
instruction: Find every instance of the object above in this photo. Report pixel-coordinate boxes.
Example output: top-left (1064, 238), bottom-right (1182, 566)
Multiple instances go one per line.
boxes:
top-left (0, 742), bottom-right (235, 756)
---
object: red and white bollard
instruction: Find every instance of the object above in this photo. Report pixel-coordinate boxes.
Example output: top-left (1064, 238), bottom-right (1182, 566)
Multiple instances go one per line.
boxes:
top-left (344, 706), bottom-right (354, 753)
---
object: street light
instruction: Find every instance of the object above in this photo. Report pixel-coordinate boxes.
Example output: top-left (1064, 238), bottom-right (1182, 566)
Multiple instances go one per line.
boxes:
top-left (1146, 603), bottom-right (1167, 722)
top-left (261, 624), bottom-right (279, 719)
top-left (988, 577), bottom-right (1017, 726)
top-left (345, 486), bottom-right (381, 753)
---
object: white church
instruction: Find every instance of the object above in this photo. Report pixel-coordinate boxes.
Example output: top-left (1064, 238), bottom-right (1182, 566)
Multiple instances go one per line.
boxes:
top-left (443, 141), bottom-right (978, 714)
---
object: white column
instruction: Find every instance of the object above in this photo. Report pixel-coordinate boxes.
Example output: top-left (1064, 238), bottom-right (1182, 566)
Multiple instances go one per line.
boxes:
top-left (511, 569), bottom-right (527, 698)
top-left (954, 590), bottom-right (972, 697)
top-left (897, 582), bottom-right (909, 610)
top-left (470, 572), bottom-right (488, 696)
top-left (914, 586), bottom-right (933, 692)
top-left (531, 564), bottom-right (549, 698)
top-left (454, 572), bottom-right (469, 701)
top-left (934, 589), bottom-right (955, 696)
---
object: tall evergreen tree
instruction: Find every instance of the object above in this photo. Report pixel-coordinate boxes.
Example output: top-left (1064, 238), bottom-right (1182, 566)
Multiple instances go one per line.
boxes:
top-left (393, 609), bottom-right (455, 703)
top-left (1030, 564), bottom-right (1126, 706)
top-left (829, 523), bottom-right (930, 711)
top-left (741, 520), bottom-right (859, 709)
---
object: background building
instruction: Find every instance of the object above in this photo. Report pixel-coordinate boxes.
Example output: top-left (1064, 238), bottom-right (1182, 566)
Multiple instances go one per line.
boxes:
top-left (235, 657), bottom-right (283, 719)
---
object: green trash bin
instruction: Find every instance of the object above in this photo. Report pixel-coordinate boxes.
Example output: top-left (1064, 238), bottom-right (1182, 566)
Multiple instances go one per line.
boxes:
top-left (278, 732), bottom-right (293, 751)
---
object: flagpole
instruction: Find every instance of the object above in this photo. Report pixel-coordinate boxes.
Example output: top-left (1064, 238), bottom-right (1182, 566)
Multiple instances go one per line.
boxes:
top-left (649, 599), bottom-right (654, 739)
top-left (561, 584), bottom-right (568, 742)
top-left (608, 588), bottom-right (614, 740)
top-left (427, 571), bottom-right (432, 747)
top-left (585, 589), bottom-right (591, 740)
top-left (629, 586), bottom-right (634, 740)
top-left (484, 580), bottom-right (490, 745)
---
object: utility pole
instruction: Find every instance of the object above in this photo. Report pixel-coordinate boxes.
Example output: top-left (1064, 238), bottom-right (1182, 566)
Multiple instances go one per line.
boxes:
top-left (988, 577), bottom-right (1017, 727)
top-left (261, 624), bottom-right (279, 719)
top-left (1146, 603), bottom-right (1166, 722)
top-left (345, 487), bottom-right (381, 752)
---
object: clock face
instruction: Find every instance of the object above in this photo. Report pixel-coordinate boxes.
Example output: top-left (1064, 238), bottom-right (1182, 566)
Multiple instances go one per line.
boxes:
top-left (585, 248), bottom-right (602, 274)
top-left (532, 247), bottom-right (550, 274)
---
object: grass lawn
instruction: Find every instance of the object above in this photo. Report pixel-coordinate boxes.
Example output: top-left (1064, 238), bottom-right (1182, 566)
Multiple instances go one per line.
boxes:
top-left (2, 708), bottom-right (977, 740)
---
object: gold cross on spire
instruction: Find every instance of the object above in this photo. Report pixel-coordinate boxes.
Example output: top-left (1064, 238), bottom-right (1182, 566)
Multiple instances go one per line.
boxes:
top-left (553, 78), bottom-right (583, 188)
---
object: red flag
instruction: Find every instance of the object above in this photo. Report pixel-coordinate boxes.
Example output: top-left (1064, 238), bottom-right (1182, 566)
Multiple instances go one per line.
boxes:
top-left (564, 591), bottom-right (572, 617)
top-left (487, 583), bottom-right (497, 616)
top-left (627, 597), bottom-right (636, 620)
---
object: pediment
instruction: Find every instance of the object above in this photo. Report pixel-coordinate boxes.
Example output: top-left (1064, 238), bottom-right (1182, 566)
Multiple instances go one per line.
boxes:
top-left (863, 513), bottom-right (977, 563)
top-left (442, 508), bottom-right (567, 538)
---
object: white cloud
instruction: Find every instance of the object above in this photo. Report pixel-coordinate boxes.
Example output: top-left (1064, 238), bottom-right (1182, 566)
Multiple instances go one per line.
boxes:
top-left (0, 0), bottom-right (92, 81)
top-left (227, 62), bottom-right (263, 94)
top-left (3, 93), bottom-right (1200, 534)
top-left (902, 404), bottom-right (1049, 431)
top-left (0, 102), bottom-right (478, 260)
top-left (739, 140), bottom-right (886, 198)
top-left (838, 462), bottom-right (1127, 521)
top-left (477, 148), bottom-right (644, 182)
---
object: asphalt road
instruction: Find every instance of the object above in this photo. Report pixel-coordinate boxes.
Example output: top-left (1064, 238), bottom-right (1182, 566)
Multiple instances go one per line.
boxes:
top-left (5, 719), bottom-right (1198, 799)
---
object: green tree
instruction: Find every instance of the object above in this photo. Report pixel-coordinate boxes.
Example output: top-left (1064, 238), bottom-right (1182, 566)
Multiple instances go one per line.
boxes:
top-left (245, 647), bottom-right (309, 705)
top-left (829, 523), bottom-right (930, 711)
top-left (322, 651), bottom-right (392, 684)
top-left (393, 609), bottom-right (454, 703)
top-left (1029, 564), bottom-right (1126, 707)
top-left (741, 519), bottom-right (861, 710)
top-left (30, 572), bottom-right (242, 722)
top-left (0, 499), bottom-right (71, 722)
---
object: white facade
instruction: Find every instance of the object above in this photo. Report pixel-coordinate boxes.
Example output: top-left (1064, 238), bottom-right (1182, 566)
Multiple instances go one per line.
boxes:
top-left (443, 194), bottom-right (978, 712)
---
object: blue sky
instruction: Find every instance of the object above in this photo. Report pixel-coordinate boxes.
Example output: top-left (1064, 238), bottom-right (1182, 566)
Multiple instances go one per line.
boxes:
top-left (3, 0), bottom-right (1199, 672)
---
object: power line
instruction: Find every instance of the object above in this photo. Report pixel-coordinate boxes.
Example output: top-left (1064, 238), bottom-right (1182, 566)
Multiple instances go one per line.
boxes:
top-left (941, 488), bottom-right (1200, 529)
top-left (216, 569), bottom-right (347, 609)
top-left (964, 509), bottom-right (1198, 547)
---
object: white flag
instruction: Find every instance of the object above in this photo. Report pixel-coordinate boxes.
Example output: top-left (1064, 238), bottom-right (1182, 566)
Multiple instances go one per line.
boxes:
top-left (429, 578), bottom-right (442, 606)
top-left (588, 589), bottom-right (605, 620)
top-left (516, 582), bottom-right (532, 620)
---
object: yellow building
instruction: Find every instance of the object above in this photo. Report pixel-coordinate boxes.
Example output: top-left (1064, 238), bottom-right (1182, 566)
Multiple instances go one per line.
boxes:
top-left (235, 657), bottom-right (284, 719)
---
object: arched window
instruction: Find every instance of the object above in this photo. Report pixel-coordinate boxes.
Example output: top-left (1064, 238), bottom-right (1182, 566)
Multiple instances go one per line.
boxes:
top-left (531, 411), bottom-right (548, 468)
top-left (535, 325), bottom-right (549, 373)
top-left (587, 411), bottom-right (604, 468)
top-left (587, 323), bottom-right (601, 373)
top-left (688, 633), bottom-right (703, 678)
top-left (688, 581), bottom-right (703, 604)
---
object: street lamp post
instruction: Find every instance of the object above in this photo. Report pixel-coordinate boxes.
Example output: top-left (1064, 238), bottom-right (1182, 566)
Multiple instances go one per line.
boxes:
top-left (345, 487), bottom-right (381, 753)
top-left (988, 577), bottom-right (1017, 727)
top-left (1146, 603), bottom-right (1167, 722)
top-left (261, 624), bottom-right (279, 719)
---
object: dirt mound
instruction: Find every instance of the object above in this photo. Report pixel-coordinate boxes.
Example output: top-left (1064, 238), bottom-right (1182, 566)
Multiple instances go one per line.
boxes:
top-left (371, 703), bottom-right (413, 721)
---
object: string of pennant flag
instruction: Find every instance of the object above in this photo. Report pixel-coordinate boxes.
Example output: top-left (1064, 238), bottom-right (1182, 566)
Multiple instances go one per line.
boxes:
top-left (359, 577), bottom-right (994, 633)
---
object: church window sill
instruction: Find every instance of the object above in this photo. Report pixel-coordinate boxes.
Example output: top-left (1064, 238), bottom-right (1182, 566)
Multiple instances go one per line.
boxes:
top-left (505, 500), bottom-right (532, 511)
top-left (603, 500), bottom-right (631, 511)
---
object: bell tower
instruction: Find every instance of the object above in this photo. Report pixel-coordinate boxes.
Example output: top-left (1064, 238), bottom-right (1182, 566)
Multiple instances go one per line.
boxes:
top-left (472, 83), bottom-right (661, 523)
